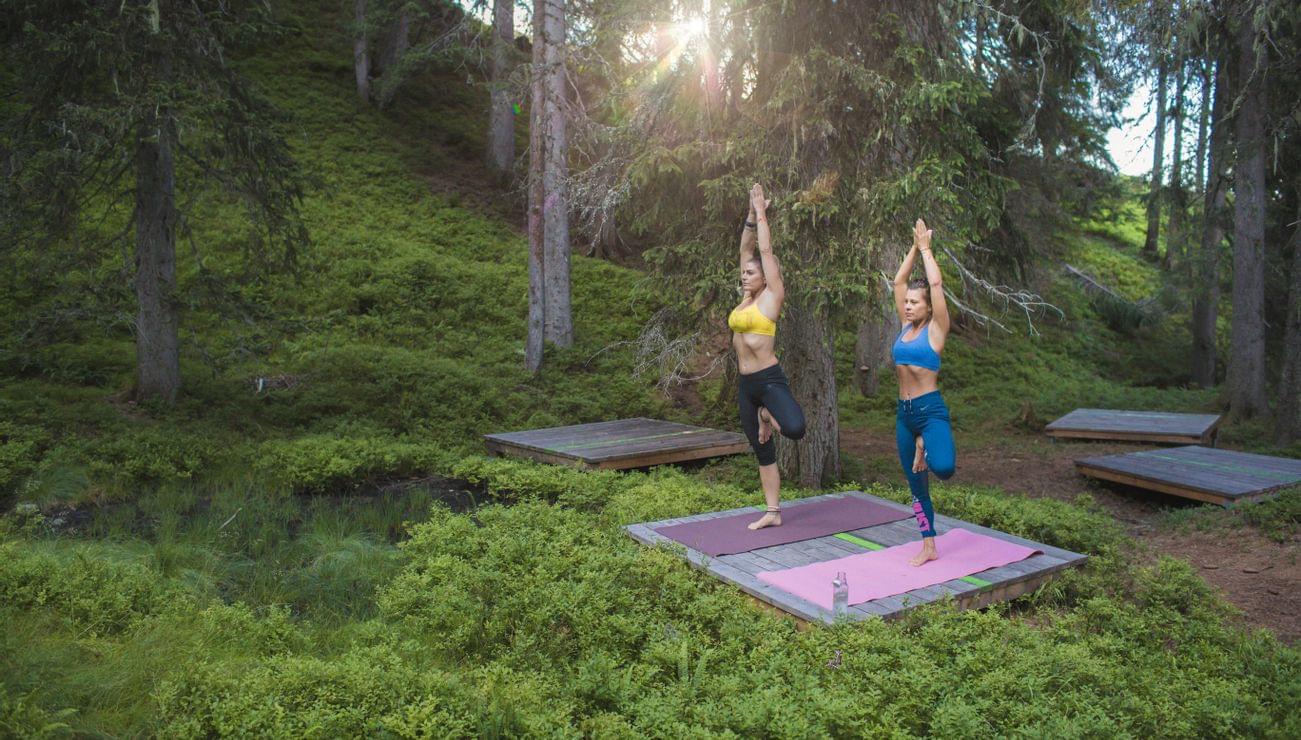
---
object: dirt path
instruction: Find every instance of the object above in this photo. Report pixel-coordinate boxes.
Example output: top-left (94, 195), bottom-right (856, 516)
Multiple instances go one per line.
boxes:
top-left (840, 428), bottom-right (1300, 644)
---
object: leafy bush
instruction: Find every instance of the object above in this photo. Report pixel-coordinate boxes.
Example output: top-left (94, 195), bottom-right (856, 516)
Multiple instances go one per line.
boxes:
top-left (0, 421), bottom-right (49, 497)
top-left (0, 541), bottom-right (188, 636)
top-left (255, 434), bottom-right (450, 494)
top-left (83, 428), bottom-right (222, 489)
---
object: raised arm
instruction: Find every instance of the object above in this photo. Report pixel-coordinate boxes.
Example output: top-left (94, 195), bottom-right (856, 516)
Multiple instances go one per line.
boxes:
top-left (751, 183), bottom-right (784, 302)
top-left (913, 218), bottom-right (949, 334)
top-left (892, 241), bottom-right (920, 323)
top-left (738, 195), bottom-right (757, 268)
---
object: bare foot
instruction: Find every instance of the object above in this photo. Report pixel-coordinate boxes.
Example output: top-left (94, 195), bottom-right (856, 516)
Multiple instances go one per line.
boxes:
top-left (748, 508), bottom-right (782, 530)
top-left (758, 407), bottom-right (773, 445)
top-left (909, 538), bottom-right (937, 566)
top-left (912, 436), bottom-right (927, 473)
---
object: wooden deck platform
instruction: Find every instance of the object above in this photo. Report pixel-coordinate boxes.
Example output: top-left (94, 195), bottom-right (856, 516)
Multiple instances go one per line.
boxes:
top-left (1076, 445), bottom-right (1301, 507)
top-left (1046, 408), bottom-right (1222, 445)
top-left (484, 417), bottom-right (751, 470)
top-left (624, 491), bottom-right (1088, 625)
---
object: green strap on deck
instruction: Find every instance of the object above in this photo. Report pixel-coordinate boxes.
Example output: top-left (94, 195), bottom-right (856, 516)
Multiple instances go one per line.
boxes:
top-left (833, 533), bottom-right (991, 587)
top-left (834, 532), bottom-right (884, 550)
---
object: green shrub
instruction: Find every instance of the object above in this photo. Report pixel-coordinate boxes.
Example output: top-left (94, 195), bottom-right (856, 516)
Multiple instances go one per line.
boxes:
top-left (83, 428), bottom-right (222, 488)
top-left (255, 434), bottom-right (450, 494)
top-left (0, 421), bottom-right (49, 497)
top-left (154, 648), bottom-right (570, 738)
top-left (0, 541), bottom-right (188, 636)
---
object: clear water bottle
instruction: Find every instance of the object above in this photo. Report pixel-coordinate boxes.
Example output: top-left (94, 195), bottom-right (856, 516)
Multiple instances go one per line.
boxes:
top-left (832, 571), bottom-right (849, 620)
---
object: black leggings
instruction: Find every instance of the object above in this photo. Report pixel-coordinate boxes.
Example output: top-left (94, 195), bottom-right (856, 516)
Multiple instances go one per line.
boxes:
top-left (737, 363), bottom-right (806, 465)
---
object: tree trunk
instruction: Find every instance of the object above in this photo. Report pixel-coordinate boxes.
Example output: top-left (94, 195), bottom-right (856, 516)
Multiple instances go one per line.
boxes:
top-left (1191, 55), bottom-right (1228, 388)
top-left (1226, 6), bottom-right (1268, 418)
top-left (376, 7), bottom-right (410, 108)
top-left (486, 0), bottom-right (515, 177)
top-left (703, 0), bottom-right (723, 114)
top-left (525, 0), bottom-right (546, 373)
top-left (777, 302), bottom-right (840, 488)
top-left (1277, 178), bottom-right (1301, 443)
top-left (134, 104), bottom-right (181, 403)
top-left (378, 6), bottom-right (409, 73)
top-left (541, 0), bottom-right (572, 347)
top-left (1143, 59), bottom-right (1168, 259)
top-left (853, 311), bottom-right (900, 398)
top-left (1194, 57), bottom-right (1210, 198)
top-left (1165, 60), bottom-right (1186, 270)
top-left (353, 0), bottom-right (371, 102)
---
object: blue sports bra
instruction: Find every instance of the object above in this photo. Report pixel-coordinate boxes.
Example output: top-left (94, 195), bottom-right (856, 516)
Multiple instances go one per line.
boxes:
top-left (892, 322), bottom-right (941, 372)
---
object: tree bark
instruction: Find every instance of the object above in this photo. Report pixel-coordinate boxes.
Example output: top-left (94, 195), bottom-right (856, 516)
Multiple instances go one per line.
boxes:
top-left (525, 0), bottom-right (546, 373)
top-left (486, 0), bottom-right (515, 177)
top-left (1191, 54), bottom-right (1228, 388)
top-left (777, 302), bottom-right (840, 488)
top-left (1194, 57), bottom-right (1210, 198)
top-left (703, 0), bottom-right (723, 114)
top-left (134, 102), bottom-right (181, 403)
top-left (1226, 5), bottom-right (1268, 417)
top-left (1165, 60), bottom-right (1186, 270)
top-left (378, 6), bottom-right (409, 73)
top-left (353, 0), bottom-right (371, 102)
top-left (541, 0), bottom-right (572, 347)
top-left (1143, 59), bottom-right (1168, 259)
top-left (853, 311), bottom-right (899, 398)
top-left (1277, 178), bottom-right (1301, 443)
top-left (376, 7), bottom-right (410, 108)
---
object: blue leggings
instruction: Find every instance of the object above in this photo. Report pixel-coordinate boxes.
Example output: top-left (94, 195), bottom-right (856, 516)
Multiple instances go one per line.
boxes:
top-left (895, 390), bottom-right (956, 538)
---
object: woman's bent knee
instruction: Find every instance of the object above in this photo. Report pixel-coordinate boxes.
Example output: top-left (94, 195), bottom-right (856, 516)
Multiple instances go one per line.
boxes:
top-left (931, 459), bottom-right (956, 479)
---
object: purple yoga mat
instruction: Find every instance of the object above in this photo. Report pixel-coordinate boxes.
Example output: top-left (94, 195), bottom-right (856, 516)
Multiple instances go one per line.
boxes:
top-left (653, 496), bottom-right (911, 557)
top-left (757, 528), bottom-right (1040, 610)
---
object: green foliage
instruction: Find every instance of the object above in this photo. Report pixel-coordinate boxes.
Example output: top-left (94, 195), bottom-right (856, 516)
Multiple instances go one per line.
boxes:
top-left (1, 0), bottom-right (1298, 736)
top-left (0, 540), bottom-right (188, 636)
top-left (0, 421), bottom-right (49, 498)
top-left (255, 434), bottom-right (450, 495)
top-left (1161, 485), bottom-right (1301, 543)
top-left (83, 428), bottom-right (222, 489)
top-left (2, 455), bottom-right (1298, 736)
top-left (0, 687), bottom-right (78, 739)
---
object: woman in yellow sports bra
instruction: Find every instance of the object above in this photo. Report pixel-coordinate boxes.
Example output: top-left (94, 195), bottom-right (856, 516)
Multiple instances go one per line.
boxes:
top-left (729, 183), bottom-right (806, 530)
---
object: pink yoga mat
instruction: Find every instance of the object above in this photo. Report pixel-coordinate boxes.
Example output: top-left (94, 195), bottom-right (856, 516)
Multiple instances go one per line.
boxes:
top-left (757, 528), bottom-right (1040, 610)
top-left (653, 496), bottom-right (910, 557)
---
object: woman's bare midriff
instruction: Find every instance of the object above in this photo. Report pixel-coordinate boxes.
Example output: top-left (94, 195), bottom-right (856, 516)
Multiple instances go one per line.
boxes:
top-left (896, 364), bottom-right (939, 399)
top-left (733, 332), bottom-right (779, 375)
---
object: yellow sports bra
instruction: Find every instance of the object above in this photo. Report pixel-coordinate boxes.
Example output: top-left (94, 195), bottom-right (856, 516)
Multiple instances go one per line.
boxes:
top-left (728, 302), bottom-right (777, 337)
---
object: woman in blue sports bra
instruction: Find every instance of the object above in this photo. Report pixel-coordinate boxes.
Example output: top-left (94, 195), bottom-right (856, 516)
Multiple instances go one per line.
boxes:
top-left (891, 218), bottom-right (956, 566)
top-left (729, 183), bottom-right (806, 531)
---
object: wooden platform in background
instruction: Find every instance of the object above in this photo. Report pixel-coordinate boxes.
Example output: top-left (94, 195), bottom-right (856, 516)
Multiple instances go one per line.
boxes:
top-left (624, 491), bottom-right (1087, 625)
top-left (484, 417), bottom-right (750, 470)
top-left (1046, 408), bottom-right (1222, 445)
top-left (1076, 445), bottom-right (1301, 507)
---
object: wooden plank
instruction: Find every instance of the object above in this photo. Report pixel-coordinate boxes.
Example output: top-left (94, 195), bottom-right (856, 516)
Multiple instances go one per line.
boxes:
top-left (1077, 446), bottom-right (1301, 495)
top-left (580, 431), bottom-right (747, 460)
top-left (625, 490), bottom-right (1088, 625)
top-left (1047, 408), bottom-right (1219, 430)
top-left (1046, 428), bottom-right (1211, 444)
top-left (1076, 464), bottom-right (1236, 506)
top-left (1074, 445), bottom-right (1301, 504)
top-left (1046, 409), bottom-right (1221, 438)
top-left (1084, 452), bottom-right (1296, 492)
top-left (485, 418), bottom-right (749, 469)
top-left (1148, 446), bottom-right (1301, 476)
